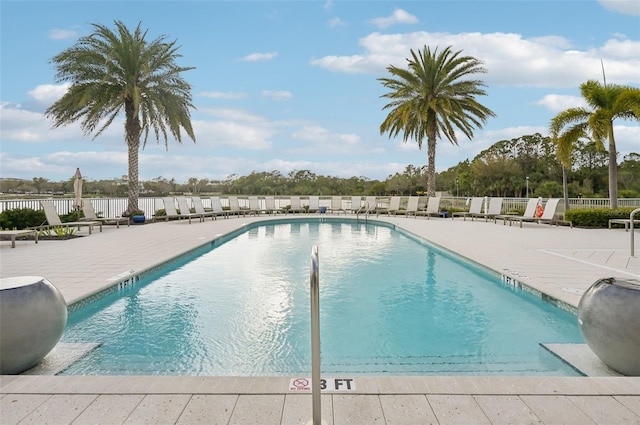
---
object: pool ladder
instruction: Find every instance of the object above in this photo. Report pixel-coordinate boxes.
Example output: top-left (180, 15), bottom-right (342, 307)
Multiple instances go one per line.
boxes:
top-left (355, 201), bottom-right (372, 222)
top-left (307, 246), bottom-right (326, 425)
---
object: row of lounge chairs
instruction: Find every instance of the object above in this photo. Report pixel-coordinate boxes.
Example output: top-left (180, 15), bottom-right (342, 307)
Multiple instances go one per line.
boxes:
top-left (452, 197), bottom-right (571, 227)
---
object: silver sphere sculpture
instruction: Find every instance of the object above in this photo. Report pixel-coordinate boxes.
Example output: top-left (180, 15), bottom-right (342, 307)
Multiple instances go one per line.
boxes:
top-left (0, 276), bottom-right (68, 374)
top-left (578, 277), bottom-right (640, 376)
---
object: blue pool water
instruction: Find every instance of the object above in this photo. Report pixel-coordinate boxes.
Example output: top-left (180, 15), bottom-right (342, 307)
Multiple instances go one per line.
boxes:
top-left (61, 219), bottom-right (583, 376)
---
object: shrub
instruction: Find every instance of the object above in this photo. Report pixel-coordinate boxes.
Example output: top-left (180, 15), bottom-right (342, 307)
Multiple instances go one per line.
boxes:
top-left (565, 207), bottom-right (635, 228)
top-left (0, 208), bottom-right (46, 230)
top-left (61, 211), bottom-right (82, 222)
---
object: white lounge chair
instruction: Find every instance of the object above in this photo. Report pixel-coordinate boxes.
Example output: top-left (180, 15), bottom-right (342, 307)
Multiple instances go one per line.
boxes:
top-left (209, 197), bottom-right (228, 219)
top-left (40, 200), bottom-right (101, 234)
top-left (247, 196), bottom-right (261, 216)
top-left (81, 199), bottom-right (129, 228)
top-left (227, 197), bottom-right (245, 216)
top-left (536, 199), bottom-right (572, 227)
top-left (380, 196), bottom-right (402, 215)
top-left (329, 196), bottom-right (345, 215)
top-left (191, 196), bottom-right (216, 221)
top-left (307, 196), bottom-right (320, 214)
top-left (160, 197), bottom-right (200, 223)
top-left (177, 197), bottom-right (207, 223)
top-left (264, 196), bottom-right (282, 214)
top-left (346, 196), bottom-right (362, 214)
top-left (288, 196), bottom-right (305, 214)
top-left (416, 196), bottom-right (442, 219)
top-left (471, 197), bottom-right (503, 222)
top-left (358, 196), bottom-right (378, 215)
top-left (452, 197), bottom-right (483, 221)
top-left (0, 229), bottom-right (38, 248)
top-left (404, 196), bottom-right (421, 218)
top-left (494, 198), bottom-right (538, 226)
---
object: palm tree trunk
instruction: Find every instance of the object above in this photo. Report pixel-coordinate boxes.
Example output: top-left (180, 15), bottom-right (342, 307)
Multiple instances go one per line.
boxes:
top-left (562, 164), bottom-right (569, 212)
top-left (426, 119), bottom-right (437, 197)
top-left (608, 124), bottom-right (618, 209)
top-left (427, 141), bottom-right (436, 197)
top-left (127, 141), bottom-right (140, 212)
top-left (125, 99), bottom-right (142, 213)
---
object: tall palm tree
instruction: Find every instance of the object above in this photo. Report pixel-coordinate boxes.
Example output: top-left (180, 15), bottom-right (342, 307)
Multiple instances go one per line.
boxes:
top-left (549, 80), bottom-right (640, 209)
top-left (45, 21), bottom-right (196, 213)
top-left (379, 45), bottom-right (495, 197)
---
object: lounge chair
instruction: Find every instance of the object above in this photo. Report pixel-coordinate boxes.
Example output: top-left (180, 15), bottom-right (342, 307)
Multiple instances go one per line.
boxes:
top-left (358, 196), bottom-right (378, 215)
top-left (81, 199), bottom-right (129, 228)
top-left (609, 218), bottom-right (640, 231)
top-left (471, 197), bottom-right (503, 222)
top-left (404, 196), bottom-right (421, 217)
top-left (452, 197), bottom-right (483, 221)
top-left (209, 197), bottom-right (228, 219)
top-left (263, 196), bottom-right (282, 214)
top-left (191, 196), bottom-right (216, 221)
top-left (380, 196), bottom-right (402, 215)
top-left (329, 196), bottom-right (345, 215)
top-left (246, 196), bottom-right (262, 216)
top-left (346, 196), bottom-right (362, 214)
top-left (288, 196), bottom-right (305, 214)
top-left (535, 199), bottom-right (572, 227)
top-left (159, 197), bottom-right (200, 223)
top-left (0, 229), bottom-right (38, 248)
top-left (226, 197), bottom-right (244, 216)
top-left (40, 200), bottom-right (101, 234)
top-left (307, 196), bottom-right (320, 214)
top-left (177, 197), bottom-right (207, 223)
top-left (416, 196), bottom-right (442, 219)
top-left (494, 198), bottom-right (538, 227)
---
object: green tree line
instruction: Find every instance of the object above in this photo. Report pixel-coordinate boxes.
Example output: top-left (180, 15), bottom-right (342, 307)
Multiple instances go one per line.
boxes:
top-left (3, 133), bottom-right (638, 198)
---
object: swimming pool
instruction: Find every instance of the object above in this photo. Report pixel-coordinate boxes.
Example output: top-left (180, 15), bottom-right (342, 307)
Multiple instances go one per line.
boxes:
top-left (60, 219), bottom-right (583, 376)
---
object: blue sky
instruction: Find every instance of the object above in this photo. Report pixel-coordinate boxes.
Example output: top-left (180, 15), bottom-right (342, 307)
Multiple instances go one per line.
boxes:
top-left (1, 0), bottom-right (639, 183)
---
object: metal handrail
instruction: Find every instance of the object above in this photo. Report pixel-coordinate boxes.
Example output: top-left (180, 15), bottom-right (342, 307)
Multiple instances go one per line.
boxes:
top-left (308, 246), bottom-right (323, 425)
top-left (631, 208), bottom-right (640, 257)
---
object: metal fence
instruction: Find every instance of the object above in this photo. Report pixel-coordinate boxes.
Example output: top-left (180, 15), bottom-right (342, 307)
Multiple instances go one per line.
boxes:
top-left (1, 196), bottom-right (639, 218)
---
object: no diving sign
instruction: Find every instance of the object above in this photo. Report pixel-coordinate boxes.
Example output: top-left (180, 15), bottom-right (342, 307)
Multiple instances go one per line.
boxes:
top-left (289, 377), bottom-right (355, 392)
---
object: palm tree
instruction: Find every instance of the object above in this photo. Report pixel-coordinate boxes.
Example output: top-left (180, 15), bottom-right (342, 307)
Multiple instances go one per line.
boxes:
top-left (379, 45), bottom-right (495, 197)
top-left (549, 80), bottom-right (640, 209)
top-left (45, 21), bottom-right (196, 213)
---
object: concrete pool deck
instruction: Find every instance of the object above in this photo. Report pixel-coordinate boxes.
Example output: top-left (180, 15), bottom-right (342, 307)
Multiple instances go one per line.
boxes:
top-left (1, 214), bottom-right (639, 424)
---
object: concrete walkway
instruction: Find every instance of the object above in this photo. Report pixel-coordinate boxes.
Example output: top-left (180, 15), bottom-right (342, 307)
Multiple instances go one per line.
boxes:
top-left (1, 214), bottom-right (639, 424)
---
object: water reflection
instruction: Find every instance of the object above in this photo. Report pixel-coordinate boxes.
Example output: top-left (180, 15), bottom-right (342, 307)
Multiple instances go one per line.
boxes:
top-left (61, 220), bottom-right (583, 376)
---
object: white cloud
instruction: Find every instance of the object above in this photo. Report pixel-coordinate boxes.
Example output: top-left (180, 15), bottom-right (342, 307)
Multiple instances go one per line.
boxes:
top-left (311, 31), bottom-right (640, 87)
top-left (240, 52), bottom-right (278, 62)
top-left (261, 90), bottom-right (292, 101)
top-left (193, 108), bottom-right (277, 150)
top-left (49, 28), bottom-right (78, 40)
top-left (0, 102), bottom-right (124, 145)
top-left (535, 94), bottom-right (588, 113)
top-left (598, 0), bottom-right (640, 16)
top-left (28, 83), bottom-right (70, 104)
top-left (327, 17), bottom-right (346, 27)
top-left (370, 9), bottom-right (419, 29)
top-left (199, 91), bottom-right (247, 100)
top-left (289, 125), bottom-right (363, 155)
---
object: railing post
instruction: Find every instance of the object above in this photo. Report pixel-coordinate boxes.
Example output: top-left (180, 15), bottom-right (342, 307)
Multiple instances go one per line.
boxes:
top-left (631, 208), bottom-right (640, 257)
top-left (306, 245), bottom-right (326, 425)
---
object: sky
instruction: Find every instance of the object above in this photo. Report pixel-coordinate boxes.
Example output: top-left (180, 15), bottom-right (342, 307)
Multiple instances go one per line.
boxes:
top-left (1, 0), bottom-right (639, 184)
